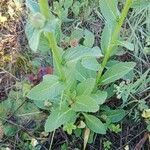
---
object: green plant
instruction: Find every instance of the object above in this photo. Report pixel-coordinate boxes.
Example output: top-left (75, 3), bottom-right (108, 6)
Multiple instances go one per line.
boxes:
top-left (25, 0), bottom-right (135, 140)
top-left (103, 140), bottom-right (112, 150)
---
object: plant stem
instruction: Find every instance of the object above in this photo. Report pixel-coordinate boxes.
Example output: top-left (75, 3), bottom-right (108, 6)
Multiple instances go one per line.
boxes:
top-left (38, 0), bottom-right (50, 19)
top-left (96, 0), bottom-right (133, 85)
top-left (46, 33), bottom-right (66, 81)
top-left (38, 0), bottom-right (65, 80)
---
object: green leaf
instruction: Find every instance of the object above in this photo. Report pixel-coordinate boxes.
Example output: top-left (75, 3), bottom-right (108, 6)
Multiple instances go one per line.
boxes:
top-left (71, 28), bottom-right (84, 40)
top-left (100, 62), bottom-right (136, 85)
top-left (101, 22), bottom-right (116, 54)
top-left (72, 95), bottom-right (99, 112)
top-left (81, 57), bottom-right (100, 71)
top-left (30, 12), bottom-right (46, 29)
top-left (27, 75), bottom-right (64, 101)
top-left (77, 78), bottom-right (95, 96)
top-left (104, 109), bottom-right (126, 123)
top-left (26, 0), bottom-right (40, 13)
top-left (75, 61), bottom-right (97, 82)
top-left (83, 114), bottom-right (106, 134)
top-left (63, 123), bottom-right (76, 135)
top-left (92, 90), bottom-right (107, 105)
top-left (25, 22), bottom-right (42, 52)
top-left (4, 124), bottom-right (18, 137)
top-left (43, 19), bottom-right (59, 33)
top-left (45, 106), bottom-right (76, 132)
top-left (38, 33), bottom-right (49, 53)
top-left (29, 29), bottom-right (42, 52)
top-left (117, 40), bottom-right (134, 51)
top-left (99, 0), bottom-right (120, 22)
top-left (72, 1), bottom-right (80, 16)
top-left (83, 29), bottom-right (95, 48)
top-left (63, 46), bottom-right (102, 63)
top-left (64, 0), bottom-right (73, 9)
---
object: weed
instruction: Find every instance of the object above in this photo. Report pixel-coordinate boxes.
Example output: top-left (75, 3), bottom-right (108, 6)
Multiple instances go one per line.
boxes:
top-left (25, 0), bottom-right (135, 138)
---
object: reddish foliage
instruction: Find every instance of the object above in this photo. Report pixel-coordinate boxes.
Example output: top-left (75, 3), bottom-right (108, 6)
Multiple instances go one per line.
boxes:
top-left (28, 66), bottom-right (53, 85)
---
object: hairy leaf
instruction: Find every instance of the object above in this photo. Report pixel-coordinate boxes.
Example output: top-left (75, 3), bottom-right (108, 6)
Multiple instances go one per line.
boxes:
top-left (84, 114), bottom-right (106, 134)
top-left (72, 95), bottom-right (99, 112)
top-left (26, 0), bottom-right (40, 13)
top-left (117, 40), bottom-right (134, 51)
top-left (77, 78), bottom-right (95, 96)
top-left (92, 90), bottom-right (107, 105)
top-left (75, 61), bottom-right (97, 82)
top-left (81, 57), bottom-right (100, 71)
top-left (103, 109), bottom-right (126, 123)
top-left (83, 29), bottom-right (95, 48)
top-left (99, 0), bottom-right (120, 22)
top-left (45, 106), bottom-right (76, 132)
top-left (27, 75), bottom-right (64, 101)
top-left (100, 62), bottom-right (136, 85)
top-left (63, 46), bottom-right (102, 62)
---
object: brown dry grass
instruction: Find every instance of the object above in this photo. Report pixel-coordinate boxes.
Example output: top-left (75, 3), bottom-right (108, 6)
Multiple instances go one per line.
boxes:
top-left (0, 0), bottom-right (28, 100)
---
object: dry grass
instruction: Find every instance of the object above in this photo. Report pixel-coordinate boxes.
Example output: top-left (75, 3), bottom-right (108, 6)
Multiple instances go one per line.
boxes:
top-left (0, 0), bottom-right (29, 100)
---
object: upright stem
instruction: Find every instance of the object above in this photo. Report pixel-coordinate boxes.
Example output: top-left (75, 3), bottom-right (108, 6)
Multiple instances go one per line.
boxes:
top-left (38, 0), bottom-right (50, 19)
top-left (96, 0), bottom-right (133, 85)
top-left (38, 0), bottom-right (65, 81)
top-left (46, 33), bottom-right (65, 81)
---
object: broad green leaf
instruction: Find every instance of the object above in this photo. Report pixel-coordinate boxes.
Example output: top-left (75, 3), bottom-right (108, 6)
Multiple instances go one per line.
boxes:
top-left (63, 62), bottom-right (77, 92)
top-left (29, 29), bottom-right (42, 52)
top-left (27, 75), bottom-right (64, 101)
top-left (64, 0), bottom-right (73, 9)
top-left (25, 21), bottom-right (34, 40)
top-left (26, 0), bottom-right (40, 13)
top-left (103, 109), bottom-right (126, 123)
top-left (30, 12), bottom-right (46, 29)
top-left (117, 40), bottom-right (134, 51)
top-left (63, 46), bottom-right (102, 62)
top-left (0, 90), bottom-right (39, 118)
top-left (44, 19), bottom-right (62, 43)
top-left (92, 90), bottom-right (107, 105)
top-left (99, 0), bottom-right (120, 22)
top-left (106, 60), bottom-right (120, 68)
top-left (101, 22), bottom-right (116, 54)
top-left (83, 29), bottom-right (95, 48)
top-left (43, 19), bottom-right (59, 33)
top-left (75, 61), bottom-right (97, 82)
top-left (100, 62), bottom-right (136, 85)
top-left (45, 106), bottom-right (76, 132)
top-left (72, 1), bottom-right (80, 16)
top-left (38, 33), bottom-right (49, 53)
top-left (72, 95), bottom-right (99, 112)
top-left (83, 114), bottom-right (106, 134)
top-left (77, 78), bottom-right (95, 96)
top-left (81, 57), bottom-right (100, 71)
top-left (25, 22), bottom-right (42, 52)
top-left (71, 28), bottom-right (84, 40)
